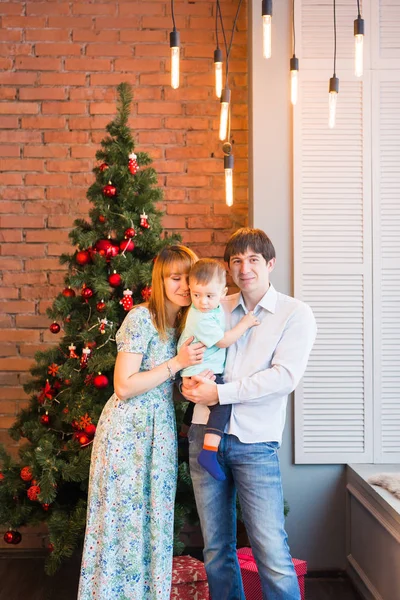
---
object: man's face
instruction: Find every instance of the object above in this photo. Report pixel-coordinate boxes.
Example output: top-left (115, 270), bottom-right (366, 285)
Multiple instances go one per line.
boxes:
top-left (228, 249), bottom-right (275, 294)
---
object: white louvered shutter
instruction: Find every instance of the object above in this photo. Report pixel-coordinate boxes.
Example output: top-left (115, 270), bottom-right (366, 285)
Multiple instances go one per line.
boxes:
top-left (293, 0), bottom-right (374, 463)
top-left (372, 71), bottom-right (400, 462)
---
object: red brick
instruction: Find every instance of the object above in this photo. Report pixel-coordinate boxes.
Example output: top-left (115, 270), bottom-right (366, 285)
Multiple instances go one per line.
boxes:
top-left (73, 30), bottom-right (119, 43)
top-left (25, 173), bottom-right (69, 186)
top-left (0, 358), bottom-right (34, 372)
top-left (15, 315), bottom-right (51, 328)
top-left (70, 145), bottom-right (96, 158)
top-left (115, 58), bottom-right (162, 73)
top-left (119, 2), bottom-right (165, 16)
top-left (0, 344), bottom-right (18, 356)
top-left (187, 159), bottom-right (220, 174)
top-left (70, 87), bottom-right (116, 101)
top-left (0, 301), bottom-right (35, 313)
top-left (164, 87), bottom-right (210, 102)
top-left (0, 158), bottom-right (44, 171)
top-left (2, 244), bottom-right (45, 257)
top-left (0, 288), bottom-right (19, 300)
top-left (65, 58), bottom-right (112, 71)
top-left (0, 43), bottom-right (32, 56)
top-left (94, 17), bottom-right (140, 29)
top-left (163, 188), bottom-right (186, 201)
top-left (35, 43), bottom-right (83, 56)
top-left (0, 215), bottom-right (45, 229)
top-left (139, 73), bottom-right (170, 86)
top-left (20, 286), bottom-right (57, 300)
top-left (167, 204), bottom-right (210, 215)
top-left (162, 216), bottom-right (186, 228)
top-left (2, 16), bottom-right (46, 28)
top-left (138, 102), bottom-right (182, 115)
top-left (130, 116), bottom-right (162, 130)
top-left (69, 116), bottom-right (110, 130)
top-left (90, 73), bottom-right (137, 86)
top-left (2, 272), bottom-right (47, 285)
top-left (44, 131), bottom-right (89, 144)
top-left (89, 102), bottom-right (118, 115)
top-left (25, 29), bottom-right (70, 42)
top-left (142, 16), bottom-right (186, 29)
top-left (47, 215), bottom-right (75, 228)
top-left (0, 146), bottom-right (20, 157)
top-left (48, 243), bottom-right (75, 256)
top-left (152, 160), bottom-right (185, 173)
top-left (0, 131), bottom-right (42, 143)
top-left (15, 56), bottom-right (61, 71)
top-left (0, 400), bottom-right (17, 414)
top-left (87, 44), bottom-right (132, 57)
top-left (0, 88), bottom-right (17, 100)
top-left (0, 116), bottom-right (19, 129)
top-left (164, 117), bottom-right (209, 130)
top-left (181, 231), bottom-right (213, 244)
top-left (26, 2), bottom-right (70, 15)
top-left (24, 145), bottom-right (68, 158)
top-left (1, 187), bottom-right (45, 200)
top-left (25, 258), bottom-right (64, 271)
top-left (0, 230), bottom-right (23, 242)
top-left (188, 216), bottom-right (232, 229)
top-left (138, 131), bottom-right (184, 145)
top-left (0, 202), bottom-right (24, 214)
top-left (0, 259), bottom-right (21, 272)
top-left (120, 30), bottom-right (167, 43)
top-left (47, 16), bottom-right (93, 28)
top-left (166, 146), bottom-right (211, 159)
top-left (72, 3), bottom-right (116, 15)
top-left (21, 116), bottom-right (66, 129)
top-left (0, 30), bottom-right (22, 41)
top-left (40, 73), bottom-right (87, 86)
top-left (167, 175), bottom-right (210, 187)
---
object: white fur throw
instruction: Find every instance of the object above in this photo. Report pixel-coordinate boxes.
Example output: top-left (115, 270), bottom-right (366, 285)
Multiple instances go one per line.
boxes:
top-left (368, 473), bottom-right (400, 500)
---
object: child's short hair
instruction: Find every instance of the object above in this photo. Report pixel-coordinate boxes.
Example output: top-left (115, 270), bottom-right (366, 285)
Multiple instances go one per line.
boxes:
top-left (189, 258), bottom-right (226, 286)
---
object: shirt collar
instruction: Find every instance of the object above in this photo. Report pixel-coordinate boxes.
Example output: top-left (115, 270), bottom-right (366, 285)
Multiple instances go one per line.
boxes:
top-left (232, 283), bottom-right (277, 315)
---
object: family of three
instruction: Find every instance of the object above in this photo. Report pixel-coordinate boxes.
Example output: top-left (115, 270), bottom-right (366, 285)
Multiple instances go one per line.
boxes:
top-left (77, 228), bottom-right (317, 600)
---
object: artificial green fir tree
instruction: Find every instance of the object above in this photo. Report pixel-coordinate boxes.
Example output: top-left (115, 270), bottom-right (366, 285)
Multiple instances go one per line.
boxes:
top-left (0, 83), bottom-right (196, 573)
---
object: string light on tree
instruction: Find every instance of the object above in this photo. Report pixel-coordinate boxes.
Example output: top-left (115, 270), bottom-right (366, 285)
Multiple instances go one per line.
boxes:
top-left (262, 0), bottom-right (273, 59)
top-left (354, 0), bottom-right (364, 77)
top-left (170, 0), bottom-right (180, 89)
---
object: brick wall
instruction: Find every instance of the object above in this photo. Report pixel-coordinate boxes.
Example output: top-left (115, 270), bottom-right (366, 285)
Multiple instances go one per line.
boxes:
top-left (0, 1), bottom-right (248, 458)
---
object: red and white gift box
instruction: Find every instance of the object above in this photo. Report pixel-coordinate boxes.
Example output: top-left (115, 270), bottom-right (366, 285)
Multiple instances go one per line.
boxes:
top-left (237, 547), bottom-right (307, 600)
top-left (170, 555), bottom-right (210, 600)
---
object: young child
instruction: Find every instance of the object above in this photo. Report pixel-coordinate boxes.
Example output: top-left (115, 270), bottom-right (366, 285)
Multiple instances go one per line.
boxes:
top-left (178, 258), bottom-right (259, 481)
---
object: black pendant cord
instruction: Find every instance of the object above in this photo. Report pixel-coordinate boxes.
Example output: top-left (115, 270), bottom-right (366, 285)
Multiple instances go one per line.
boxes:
top-left (292, 0), bottom-right (296, 55)
top-left (217, 1), bottom-right (228, 63)
top-left (357, 0), bottom-right (361, 18)
top-left (217, 0), bottom-right (243, 81)
top-left (171, 0), bottom-right (176, 30)
top-left (215, 0), bottom-right (220, 50)
top-left (333, 0), bottom-right (337, 77)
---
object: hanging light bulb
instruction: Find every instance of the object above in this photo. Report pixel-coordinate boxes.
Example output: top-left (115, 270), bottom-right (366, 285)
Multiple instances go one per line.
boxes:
top-left (219, 88), bottom-right (231, 141)
top-left (328, 76), bottom-right (339, 129)
top-left (262, 0), bottom-right (273, 59)
top-left (214, 47), bottom-right (223, 98)
top-left (170, 29), bottom-right (180, 89)
top-left (290, 56), bottom-right (299, 105)
top-left (224, 153), bottom-right (234, 207)
top-left (354, 15), bottom-right (364, 77)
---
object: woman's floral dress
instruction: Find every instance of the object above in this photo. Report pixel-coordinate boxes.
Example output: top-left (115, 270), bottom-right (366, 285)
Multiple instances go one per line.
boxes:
top-left (78, 307), bottom-right (178, 600)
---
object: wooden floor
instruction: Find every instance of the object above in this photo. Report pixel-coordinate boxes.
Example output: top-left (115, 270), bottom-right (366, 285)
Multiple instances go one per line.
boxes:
top-left (0, 553), bottom-right (363, 600)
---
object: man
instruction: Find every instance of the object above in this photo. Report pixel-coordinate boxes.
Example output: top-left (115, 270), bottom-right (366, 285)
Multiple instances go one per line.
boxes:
top-left (182, 228), bottom-right (317, 600)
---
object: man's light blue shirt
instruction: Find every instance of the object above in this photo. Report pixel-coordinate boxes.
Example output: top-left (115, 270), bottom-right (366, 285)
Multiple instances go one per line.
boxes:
top-left (192, 284), bottom-right (317, 444)
top-left (178, 304), bottom-right (226, 377)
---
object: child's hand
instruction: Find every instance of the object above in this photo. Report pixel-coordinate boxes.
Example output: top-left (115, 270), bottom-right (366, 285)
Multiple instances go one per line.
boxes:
top-left (240, 311), bottom-right (260, 329)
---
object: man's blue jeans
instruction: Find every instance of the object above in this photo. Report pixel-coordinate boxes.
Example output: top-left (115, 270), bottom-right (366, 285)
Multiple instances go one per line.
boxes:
top-left (189, 424), bottom-right (300, 600)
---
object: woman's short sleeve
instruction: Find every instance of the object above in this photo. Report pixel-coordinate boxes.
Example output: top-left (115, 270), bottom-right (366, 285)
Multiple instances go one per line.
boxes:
top-left (116, 307), bottom-right (155, 354)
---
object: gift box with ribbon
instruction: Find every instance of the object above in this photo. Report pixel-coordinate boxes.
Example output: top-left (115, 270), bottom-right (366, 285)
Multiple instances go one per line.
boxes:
top-left (237, 547), bottom-right (307, 600)
top-left (170, 555), bottom-right (210, 599)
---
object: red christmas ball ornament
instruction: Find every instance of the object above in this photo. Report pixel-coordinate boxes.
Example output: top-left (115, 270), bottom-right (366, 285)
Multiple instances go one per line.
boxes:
top-left (108, 271), bottom-right (122, 287)
top-left (64, 379), bottom-right (71, 386)
top-left (124, 227), bottom-right (136, 238)
top-left (27, 484), bottom-right (41, 502)
top-left (128, 152), bottom-right (139, 175)
top-left (141, 285), bottom-right (152, 301)
top-left (0, 472), bottom-right (4, 481)
top-left (75, 250), bottom-right (91, 266)
top-left (71, 419), bottom-right (81, 430)
top-left (62, 287), bottom-right (76, 298)
top-left (40, 413), bottom-right (50, 426)
top-left (48, 543), bottom-right (54, 552)
top-left (20, 466), bottom-right (33, 482)
top-left (94, 239), bottom-right (119, 261)
top-left (98, 214), bottom-right (107, 223)
top-left (99, 163), bottom-right (109, 172)
top-left (62, 407), bottom-right (69, 414)
top-left (120, 238), bottom-right (135, 252)
top-left (78, 433), bottom-right (90, 446)
top-left (102, 182), bottom-right (117, 197)
top-left (84, 423), bottom-right (96, 437)
top-left (42, 503), bottom-right (51, 511)
top-left (120, 289), bottom-right (134, 311)
top-left (86, 340), bottom-right (97, 349)
top-left (4, 530), bottom-right (22, 545)
top-left (93, 373), bottom-right (109, 389)
top-left (81, 286), bottom-right (94, 301)
top-left (49, 322), bottom-right (61, 334)
top-left (96, 299), bottom-right (106, 312)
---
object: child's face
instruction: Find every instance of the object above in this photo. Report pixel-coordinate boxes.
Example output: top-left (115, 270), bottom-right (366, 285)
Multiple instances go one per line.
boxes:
top-left (190, 278), bottom-right (227, 312)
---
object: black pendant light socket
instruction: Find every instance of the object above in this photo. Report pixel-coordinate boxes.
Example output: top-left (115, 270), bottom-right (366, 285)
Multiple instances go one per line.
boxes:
top-left (290, 56), bottom-right (299, 71)
top-left (170, 29), bottom-right (180, 48)
top-left (224, 154), bottom-right (234, 170)
top-left (262, 0), bottom-right (273, 17)
top-left (354, 16), bottom-right (364, 36)
top-left (329, 76), bottom-right (339, 94)
top-left (214, 47), bottom-right (223, 63)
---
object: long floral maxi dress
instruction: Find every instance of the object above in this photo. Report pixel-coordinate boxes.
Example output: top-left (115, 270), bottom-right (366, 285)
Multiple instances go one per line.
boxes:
top-left (78, 306), bottom-right (178, 600)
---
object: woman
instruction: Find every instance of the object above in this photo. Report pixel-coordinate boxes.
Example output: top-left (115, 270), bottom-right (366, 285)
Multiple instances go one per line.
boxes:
top-left (78, 245), bottom-right (203, 600)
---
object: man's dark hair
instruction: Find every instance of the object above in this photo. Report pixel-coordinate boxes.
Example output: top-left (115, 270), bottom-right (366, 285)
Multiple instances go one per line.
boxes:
top-left (224, 228), bottom-right (276, 264)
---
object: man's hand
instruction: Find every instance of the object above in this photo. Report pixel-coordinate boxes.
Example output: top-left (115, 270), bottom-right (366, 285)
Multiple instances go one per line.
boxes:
top-left (182, 374), bottom-right (219, 406)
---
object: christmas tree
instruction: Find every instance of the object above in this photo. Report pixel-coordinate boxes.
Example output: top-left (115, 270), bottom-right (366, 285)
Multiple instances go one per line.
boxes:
top-left (0, 82), bottom-right (196, 574)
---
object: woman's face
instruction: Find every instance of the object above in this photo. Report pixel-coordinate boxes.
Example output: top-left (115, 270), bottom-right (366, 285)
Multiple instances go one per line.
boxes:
top-left (164, 263), bottom-right (191, 308)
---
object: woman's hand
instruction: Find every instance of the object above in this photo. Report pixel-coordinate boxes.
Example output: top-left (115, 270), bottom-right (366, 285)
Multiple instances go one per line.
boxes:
top-left (175, 336), bottom-right (206, 371)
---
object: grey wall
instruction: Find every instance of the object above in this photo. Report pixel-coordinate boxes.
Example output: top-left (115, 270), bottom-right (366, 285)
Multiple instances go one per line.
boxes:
top-left (248, 0), bottom-right (346, 570)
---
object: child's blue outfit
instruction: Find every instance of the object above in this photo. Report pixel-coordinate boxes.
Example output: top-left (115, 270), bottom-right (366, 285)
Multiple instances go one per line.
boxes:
top-left (178, 304), bottom-right (231, 437)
